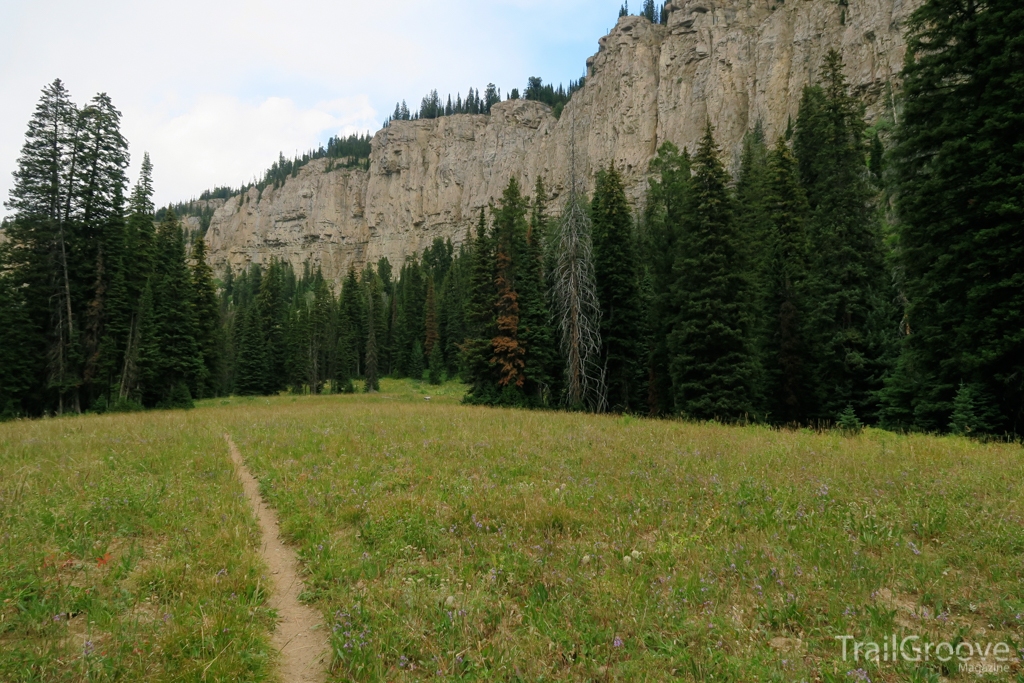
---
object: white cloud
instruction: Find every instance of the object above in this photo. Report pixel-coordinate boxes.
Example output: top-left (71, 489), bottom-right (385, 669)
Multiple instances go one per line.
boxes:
top-left (0, 0), bottom-right (623, 213)
top-left (125, 95), bottom-right (377, 201)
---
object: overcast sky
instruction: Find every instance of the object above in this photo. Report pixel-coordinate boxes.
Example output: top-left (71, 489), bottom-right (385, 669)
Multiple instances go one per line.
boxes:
top-left (0, 0), bottom-right (625, 215)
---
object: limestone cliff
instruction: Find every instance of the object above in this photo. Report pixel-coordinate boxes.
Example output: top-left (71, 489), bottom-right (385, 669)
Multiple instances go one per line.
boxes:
top-left (204, 0), bottom-right (919, 281)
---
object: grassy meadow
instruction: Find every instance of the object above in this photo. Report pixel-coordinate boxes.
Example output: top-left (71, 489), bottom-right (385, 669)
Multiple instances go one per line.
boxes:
top-left (2, 379), bottom-right (1023, 682)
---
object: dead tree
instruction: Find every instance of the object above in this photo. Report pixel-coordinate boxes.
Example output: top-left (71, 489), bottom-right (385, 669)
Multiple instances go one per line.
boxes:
top-left (552, 106), bottom-right (607, 412)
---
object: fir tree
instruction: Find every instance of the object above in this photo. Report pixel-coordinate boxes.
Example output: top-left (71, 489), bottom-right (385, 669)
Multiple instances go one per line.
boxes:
top-left (642, 142), bottom-right (691, 415)
top-left (190, 236), bottom-right (221, 398)
top-left (118, 155), bottom-right (156, 401)
top-left (428, 342), bottom-right (444, 385)
top-left (795, 51), bottom-right (894, 423)
top-left (409, 339), bottom-right (425, 380)
top-left (234, 304), bottom-right (267, 396)
top-left (4, 79), bottom-right (83, 414)
top-left (592, 164), bottom-right (644, 412)
top-left (337, 265), bottom-right (362, 392)
top-left (462, 209), bottom-right (496, 397)
top-left (141, 210), bottom-right (202, 406)
top-left (0, 271), bottom-right (36, 418)
top-left (759, 139), bottom-right (812, 424)
top-left (519, 177), bottom-right (558, 404)
top-left (364, 288), bottom-right (380, 393)
top-left (886, 0), bottom-right (1024, 435)
top-left (255, 260), bottom-right (288, 394)
top-left (424, 276), bottom-right (439, 358)
top-left (667, 123), bottom-right (756, 421)
top-left (489, 178), bottom-right (529, 398)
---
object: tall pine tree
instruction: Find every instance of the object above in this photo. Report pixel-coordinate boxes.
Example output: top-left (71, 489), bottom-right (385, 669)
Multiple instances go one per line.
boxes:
top-left (667, 123), bottom-right (756, 421)
top-left (884, 0), bottom-right (1024, 434)
top-left (592, 163), bottom-right (644, 412)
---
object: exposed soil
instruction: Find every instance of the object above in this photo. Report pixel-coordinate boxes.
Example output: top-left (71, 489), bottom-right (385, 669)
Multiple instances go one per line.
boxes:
top-left (226, 436), bottom-right (329, 683)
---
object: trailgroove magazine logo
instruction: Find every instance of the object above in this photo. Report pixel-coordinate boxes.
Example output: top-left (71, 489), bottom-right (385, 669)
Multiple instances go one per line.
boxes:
top-left (837, 634), bottom-right (1016, 675)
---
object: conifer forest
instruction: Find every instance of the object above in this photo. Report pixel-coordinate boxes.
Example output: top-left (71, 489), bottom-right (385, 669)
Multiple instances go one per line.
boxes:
top-left (1, 0), bottom-right (1021, 439)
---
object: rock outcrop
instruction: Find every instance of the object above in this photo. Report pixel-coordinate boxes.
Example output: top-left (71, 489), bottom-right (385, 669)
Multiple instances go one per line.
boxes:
top-left (204, 0), bottom-right (920, 282)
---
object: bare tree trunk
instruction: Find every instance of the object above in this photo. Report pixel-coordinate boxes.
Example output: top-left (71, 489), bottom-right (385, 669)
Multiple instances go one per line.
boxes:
top-left (552, 108), bottom-right (607, 413)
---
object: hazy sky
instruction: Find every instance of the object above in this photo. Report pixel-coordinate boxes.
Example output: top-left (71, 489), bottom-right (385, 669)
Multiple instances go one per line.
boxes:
top-left (0, 0), bottom-right (626, 214)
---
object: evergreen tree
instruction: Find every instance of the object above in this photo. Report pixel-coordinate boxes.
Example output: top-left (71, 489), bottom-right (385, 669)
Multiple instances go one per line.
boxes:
top-left (489, 179), bottom-right (529, 399)
top-left (424, 276), bottom-right (439, 358)
top-left (462, 209), bottom-right (495, 397)
top-left (440, 252), bottom-right (468, 378)
top-left (140, 210), bottom-right (202, 406)
top-left (75, 94), bottom-right (130, 405)
top-left (795, 51), bottom-right (895, 423)
top-left (3, 79), bottom-right (83, 414)
top-left (337, 265), bottom-right (362, 392)
top-left (519, 177), bottom-right (558, 404)
top-left (759, 139), bottom-right (813, 424)
top-left (885, 0), bottom-right (1024, 434)
top-left (642, 0), bottom-right (657, 23)
top-left (314, 274), bottom-right (339, 393)
top-left (364, 288), bottom-right (380, 393)
top-left (190, 236), bottom-right (221, 398)
top-left (255, 260), bottom-right (288, 394)
top-left (0, 271), bottom-right (36, 418)
top-left (409, 339), bottom-right (425, 380)
top-left (428, 342), bottom-right (444, 385)
top-left (234, 304), bottom-right (267, 396)
top-left (642, 142), bottom-right (690, 415)
top-left (592, 164), bottom-right (644, 412)
top-left (667, 123), bottom-right (756, 421)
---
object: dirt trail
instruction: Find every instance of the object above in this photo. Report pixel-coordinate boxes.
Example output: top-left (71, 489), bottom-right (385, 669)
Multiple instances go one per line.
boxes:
top-left (226, 435), bottom-right (329, 683)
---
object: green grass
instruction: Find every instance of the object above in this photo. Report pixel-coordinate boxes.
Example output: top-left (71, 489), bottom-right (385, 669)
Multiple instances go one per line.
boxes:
top-left (0, 410), bottom-right (275, 682)
top-left (2, 380), bottom-right (1023, 682)
top-left (218, 381), bottom-right (1024, 682)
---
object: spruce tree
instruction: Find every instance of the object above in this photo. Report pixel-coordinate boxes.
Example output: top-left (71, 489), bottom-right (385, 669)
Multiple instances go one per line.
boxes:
top-left (642, 142), bottom-right (690, 415)
top-left (428, 342), bottom-right (444, 385)
top-left (462, 209), bottom-right (496, 398)
top-left (0, 271), bottom-right (36, 418)
top-left (255, 260), bottom-right (288, 394)
top-left (489, 179), bottom-right (529, 399)
top-left (424, 276), bottom-right (439, 359)
top-left (4, 79), bottom-right (83, 414)
top-left (337, 265), bottom-right (362, 392)
top-left (409, 339), bottom-right (426, 380)
top-left (75, 94), bottom-right (130, 406)
top-left (592, 164), bottom-right (644, 412)
top-left (190, 236), bottom-right (221, 398)
top-left (795, 51), bottom-right (895, 423)
top-left (519, 177), bottom-right (558, 405)
top-left (142, 210), bottom-right (202, 406)
top-left (234, 304), bottom-right (267, 396)
top-left (886, 0), bottom-right (1024, 434)
top-left (364, 288), bottom-right (380, 393)
top-left (759, 139), bottom-right (812, 424)
top-left (667, 123), bottom-right (756, 421)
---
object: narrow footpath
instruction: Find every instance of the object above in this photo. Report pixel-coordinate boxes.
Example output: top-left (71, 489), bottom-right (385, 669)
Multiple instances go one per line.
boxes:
top-left (226, 435), bottom-right (329, 683)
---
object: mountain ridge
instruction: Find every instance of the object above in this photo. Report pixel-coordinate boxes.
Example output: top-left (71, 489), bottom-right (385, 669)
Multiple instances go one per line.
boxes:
top-left (200, 0), bottom-right (920, 282)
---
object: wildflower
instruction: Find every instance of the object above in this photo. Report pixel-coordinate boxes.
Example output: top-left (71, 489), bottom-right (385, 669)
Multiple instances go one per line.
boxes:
top-left (631, 550), bottom-right (642, 560)
top-left (582, 555), bottom-right (591, 565)
top-left (83, 640), bottom-right (95, 657)
top-left (613, 637), bottom-right (623, 648)
top-left (847, 669), bottom-right (870, 682)
top-left (623, 555), bottom-right (632, 565)
top-left (907, 541), bottom-right (921, 556)
top-left (217, 568), bottom-right (227, 576)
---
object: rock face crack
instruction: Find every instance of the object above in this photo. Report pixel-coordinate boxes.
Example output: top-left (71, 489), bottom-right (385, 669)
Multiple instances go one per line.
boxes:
top-left (226, 435), bottom-right (329, 683)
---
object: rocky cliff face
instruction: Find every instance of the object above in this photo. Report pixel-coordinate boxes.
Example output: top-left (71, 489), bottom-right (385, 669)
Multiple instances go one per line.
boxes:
top-left (205, 0), bottom-right (920, 282)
